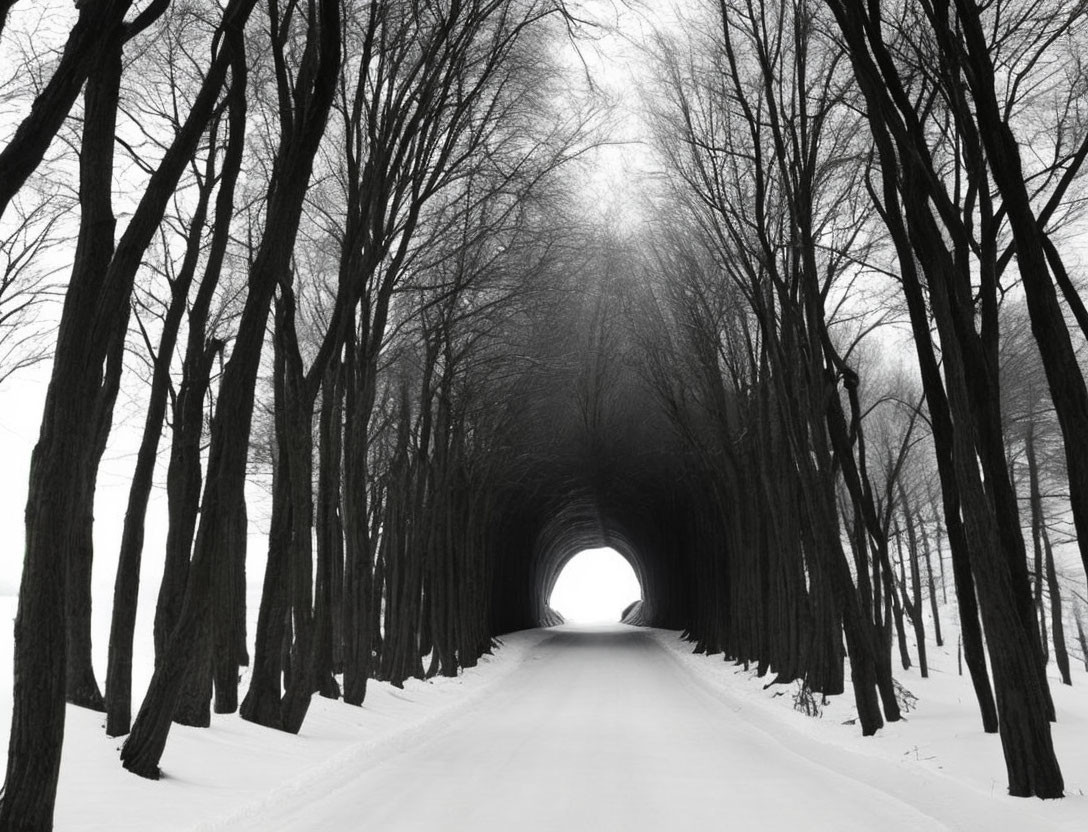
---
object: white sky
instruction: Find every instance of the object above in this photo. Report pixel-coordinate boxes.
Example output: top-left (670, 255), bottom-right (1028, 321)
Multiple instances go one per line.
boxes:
top-left (548, 546), bottom-right (642, 623)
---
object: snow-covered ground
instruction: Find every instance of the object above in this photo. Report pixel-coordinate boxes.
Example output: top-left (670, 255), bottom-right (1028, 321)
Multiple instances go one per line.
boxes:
top-left (652, 627), bottom-right (1088, 829)
top-left (223, 624), bottom-right (1088, 832)
top-left (2, 608), bottom-right (1087, 830)
top-left (0, 592), bottom-right (553, 830)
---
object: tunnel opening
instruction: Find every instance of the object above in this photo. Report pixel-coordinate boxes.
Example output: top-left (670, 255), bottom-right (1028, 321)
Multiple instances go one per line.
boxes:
top-left (488, 477), bottom-right (696, 635)
top-left (546, 547), bottom-right (642, 624)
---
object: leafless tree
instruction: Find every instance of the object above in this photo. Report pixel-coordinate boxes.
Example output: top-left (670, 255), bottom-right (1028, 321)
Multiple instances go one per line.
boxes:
top-left (0, 193), bottom-right (65, 386)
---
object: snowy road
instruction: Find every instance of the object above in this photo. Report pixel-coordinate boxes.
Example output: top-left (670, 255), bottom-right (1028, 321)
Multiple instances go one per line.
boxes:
top-left (232, 624), bottom-right (1039, 832)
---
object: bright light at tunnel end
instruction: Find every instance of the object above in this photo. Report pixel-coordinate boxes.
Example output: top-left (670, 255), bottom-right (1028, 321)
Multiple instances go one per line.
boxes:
top-left (548, 547), bottom-right (642, 624)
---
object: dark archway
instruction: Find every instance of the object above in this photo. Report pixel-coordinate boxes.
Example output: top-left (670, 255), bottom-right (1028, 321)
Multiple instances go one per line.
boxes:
top-left (488, 472), bottom-right (697, 636)
top-left (534, 500), bottom-right (650, 626)
top-left (479, 269), bottom-right (714, 638)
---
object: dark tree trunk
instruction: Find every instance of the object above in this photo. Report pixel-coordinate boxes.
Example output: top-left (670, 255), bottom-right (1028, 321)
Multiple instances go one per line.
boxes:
top-left (0, 0), bottom-right (139, 220)
top-left (242, 285), bottom-right (319, 732)
top-left (824, 0), bottom-right (1020, 753)
top-left (889, 522), bottom-right (912, 672)
top-left (899, 492), bottom-right (928, 678)
top-left (154, 340), bottom-right (219, 662)
top-left (314, 359), bottom-right (345, 699)
top-left (239, 441), bottom-right (293, 730)
top-left (122, 0), bottom-right (339, 777)
top-left (0, 16), bottom-right (132, 824)
top-left (927, 485), bottom-right (949, 604)
top-left (342, 322), bottom-right (375, 706)
top-left (954, 0), bottom-right (1088, 592)
top-left (919, 517), bottom-right (943, 647)
top-left (4, 1), bottom-right (243, 805)
top-left (824, 376), bottom-right (900, 723)
top-left (214, 497), bottom-right (248, 713)
top-left (63, 37), bottom-right (126, 715)
top-left (105, 137), bottom-right (218, 736)
top-left (1074, 608), bottom-right (1088, 672)
top-left (152, 49), bottom-right (247, 670)
top-left (1026, 426), bottom-right (1050, 664)
top-left (171, 615), bottom-right (213, 727)
top-left (1041, 524), bottom-right (1071, 686)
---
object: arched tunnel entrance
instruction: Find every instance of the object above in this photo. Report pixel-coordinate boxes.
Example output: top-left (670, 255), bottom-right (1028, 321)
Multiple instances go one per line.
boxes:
top-left (488, 483), bottom-right (702, 635)
top-left (485, 444), bottom-right (707, 636)
top-left (545, 547), bottom-right (641, 624)
top-left (529, 497), bottom-right (674, 629)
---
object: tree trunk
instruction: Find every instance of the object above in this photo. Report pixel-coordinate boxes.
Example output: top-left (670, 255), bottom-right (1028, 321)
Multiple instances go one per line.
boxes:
top-left (1074, 608), bottom-right (1088, 672)
top-left (1026, 426), bottom-right (1050, 664)
top-left (105, 143), bottom-right (217, 736)
top-left (955, 0), bottom-right (1088, 593)
top-left (0, 22), bottom-right (130, 824)
top-left (239, 440), bottom-right (293, 730)
top-left (62, 37), bottom-right (128, 715)
top-left (1041, 524), bottom-right (1072, 686)
top-left (342, 322), bottom-right (375, 705)
top-left (314, 359), bottom-right (345, 698)
top-left (122, 0), bottom-right (336, 777)
top-left (154, 341), bottom-right (219, 662)
top-left (171, 614), bottom-right (213, 727)
top-left (918, 515), bottom-right (943, 647)
top-left (215, 496), bottom-right (247, 712)
top-left (0, 0), bottom-right (139, 221)
top-left (889, 521), bottom-right (913, 672)
top-left (899, 491), bottom-right (928, 678)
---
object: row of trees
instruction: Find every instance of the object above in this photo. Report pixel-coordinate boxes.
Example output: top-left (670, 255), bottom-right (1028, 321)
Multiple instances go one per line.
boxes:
top-left (0, 1), bottom-right (598, 828)
top-left (633, 0), bottom-right (1088, 800)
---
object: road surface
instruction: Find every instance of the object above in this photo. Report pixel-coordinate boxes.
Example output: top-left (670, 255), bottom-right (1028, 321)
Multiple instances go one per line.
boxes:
top-left (237, 624), bottom-right (1018, 831)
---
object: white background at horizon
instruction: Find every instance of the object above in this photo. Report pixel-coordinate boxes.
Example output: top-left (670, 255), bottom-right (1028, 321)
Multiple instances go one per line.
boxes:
top-left (548, 546), bottom-right (642, 623)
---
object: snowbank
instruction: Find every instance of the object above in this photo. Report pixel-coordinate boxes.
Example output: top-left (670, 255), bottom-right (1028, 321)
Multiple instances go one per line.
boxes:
top-left (0, 598), bottom-right (550, 832)
top-left (649, 625), bottom-right (1088, 829)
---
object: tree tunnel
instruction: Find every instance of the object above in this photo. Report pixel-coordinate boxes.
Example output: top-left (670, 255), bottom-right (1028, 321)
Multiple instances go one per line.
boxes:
top-left (480, 265), bottom-right (726, 640)
top-left (489, 489), bottom-right (691, 634)
top-left (3, 0), bottom-right (1080, 820)
top-left (479, 343), bottom-right (709, 638)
